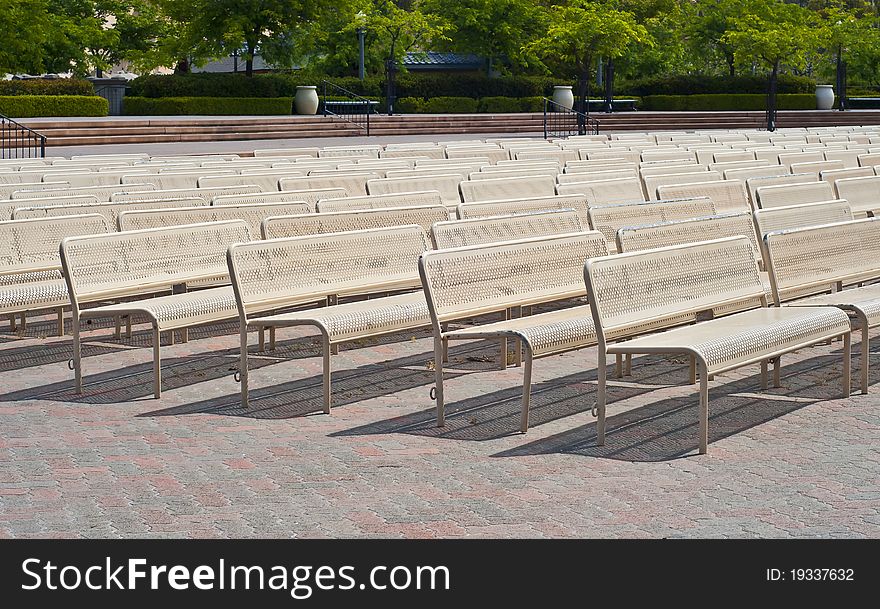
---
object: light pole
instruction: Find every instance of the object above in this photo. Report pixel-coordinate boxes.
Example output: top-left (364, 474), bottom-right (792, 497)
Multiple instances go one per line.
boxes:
top-left (356, 11), bottom-right (366, 81)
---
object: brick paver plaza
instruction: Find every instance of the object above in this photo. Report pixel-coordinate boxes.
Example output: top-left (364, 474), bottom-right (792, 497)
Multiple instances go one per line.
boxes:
top-left (2, 306), bottom-right (878, 538)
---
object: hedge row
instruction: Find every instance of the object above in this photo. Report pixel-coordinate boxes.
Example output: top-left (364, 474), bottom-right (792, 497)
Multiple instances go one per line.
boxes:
top-left (123, 96), bottom-right (293, 115)
top-left (0, 78), bottom-right (96, 96)
top-left (390, 96), bottom-right (639, 113)
top-left (618, 74), bottom-right (817, 96)
top-left (640, 94), bottom-right (829, 111)
top-left (0, 95), bottom-right (108, 117)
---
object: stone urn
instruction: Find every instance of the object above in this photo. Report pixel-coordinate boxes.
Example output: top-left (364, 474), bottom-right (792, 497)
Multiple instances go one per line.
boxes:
top-left (816, 84), bottom-right (835, 110)
top-left (294, 86), bottom-right (319, 115)
top-left (552, 85), bottom-right (575, 110)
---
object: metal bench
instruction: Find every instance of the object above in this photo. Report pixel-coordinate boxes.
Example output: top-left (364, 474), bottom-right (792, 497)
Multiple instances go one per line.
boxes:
top-left (261, 205), bottom-right (449, 240)
top-left (227, 225), bottom-right (431, 411)
top-left (420, 232), bottom-right (608, 431)
top-left (1, 214), bottom-right (109, 336)
top-left (117, 202), bottom-right (311, 235)
top-left (110, 186), bottom-right (260, 204)
top-left (316, 191), bottom-right (445, 213)
top-left (556, 177), bottom-right (645, 204)
top-left (584, 236), bottom-right (852, 454)
top-left (430, 209), bottom-right (583, 249)
top-left (459, 176), bottom-right (556, 203)
top-left (198, 174), bottom-right (305, 192)
top-left (587, 197), bottom-right (716, 248)
top-left (643, 171), bottom-right (722, 201)
top-left (278, 174), bottom-right (377, 196)
top-left (834, 176), bottom-right (880, 217)
top-left (745, 174), bottom-right (819, 206)
top-left (367, 176), bottom-right (461, 207)
top-left (0, 195), bottom-right (100, 220)
top-left (60, 220), bottom-right (252, 397)
top-left (656, 179), bottom-right (751, 213)
top-left (765, 217), bottom-right (880, 393)
top-left (213, 188), bottom-right (346, 210)
top-left (457, 195), bottom-right (590, 226)
top-left (819, 167), bottom-right (875, 191)
top-left (754, 181), bottom-right (835, 209)
top-left (15, 198), bottom-right (207, 224)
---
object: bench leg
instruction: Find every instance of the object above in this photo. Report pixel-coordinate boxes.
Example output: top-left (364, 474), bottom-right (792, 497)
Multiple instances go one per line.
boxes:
top-left (435, 335), bottom-right (445, 427)
top-left (500, 310), bottom-right (509, 370)
top-left (689, 355), bottom-right (696, 385)
top-left (8, 314), bottom-right (16, 332)
top-left (699, 364), bottom-right (709, 455)
top-left (861, 325), bottom-right (869, 395)
top-left (152, 326), bottom-right (162, 399)
top-left (181, 328), bottom-right (189, 344)
top-left (596, 351), bottom-right (607, 446)
top-left (239, 322), bottom-right (249, 408)
top-left (843, 332), bottom-right (851, 398)
top-left (72, 315), bottom-right (83, 394)
top-left (327, 297), bottom-right (340, 353)
top-left (167, 330), bottom-right (174, 346)
top-left (269, 326), bottom-right (276, 351)
top-left (773, 357), bottom-right (781, 388)
top-left (322, 336), bottom-right (332, 414)
top-left (56, 307), bottom-right (64, 336)
top-left (625, 354), bottom-right (632, 377)
top-left (258, 327), bottom-right (265, 352)
top-left (615, 353), bottom-right (623, 378)
top-left (19, 312), bottom-right (26, 331)
top-left (114, 316), bottom-right (121, 340)
top-left (520, 352), bottom-right (533, 433)
top-left (760, 361), bottom-right (768, 390)
top-left (126, 316), bottom-right (132, 339)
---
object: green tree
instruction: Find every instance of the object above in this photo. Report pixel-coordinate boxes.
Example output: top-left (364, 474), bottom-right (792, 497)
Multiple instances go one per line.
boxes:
top-left (0, 0), bottom-right (54, 74)
top-left (724, 0), bottom-right (820, 129)
top-left (819, 3), bottom-right (880, 96)
top-left (688, 0), bottom-right (747, 77)
top-left (421, 0), bottom-right (542, 75)
top-left (527, 0), bottom-right (651, 112)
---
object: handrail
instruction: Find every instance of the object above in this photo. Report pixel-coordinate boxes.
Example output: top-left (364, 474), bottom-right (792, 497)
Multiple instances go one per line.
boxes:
top-left (1, 113), bottom-right (47, 159)
top-left (321, 80), bottom-right (374, 136)
top-left (542, 98), bottom-right (600, 139)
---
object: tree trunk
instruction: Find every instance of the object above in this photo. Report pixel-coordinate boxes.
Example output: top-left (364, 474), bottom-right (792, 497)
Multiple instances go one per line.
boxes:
top-left (174, 58), bottom-right (190, 74)
top-left (245, 39), bottom-right (257, 77)
top-left (726, 52), bottom-right (735, 77)
top-left (766, 61), bottom-right (779, 132)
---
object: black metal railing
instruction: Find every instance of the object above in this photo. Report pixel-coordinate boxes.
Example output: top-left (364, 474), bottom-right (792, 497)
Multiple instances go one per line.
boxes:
top-left (321, 80), bottom-right (374, 135)
top-left (542, 98), bottom-right (600, 139)
top-left (1, 113), bottom-right (46, 159)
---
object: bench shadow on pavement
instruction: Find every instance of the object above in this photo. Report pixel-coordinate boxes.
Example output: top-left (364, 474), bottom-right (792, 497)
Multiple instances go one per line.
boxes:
top-left (494, 351), bottom-right (856, 461)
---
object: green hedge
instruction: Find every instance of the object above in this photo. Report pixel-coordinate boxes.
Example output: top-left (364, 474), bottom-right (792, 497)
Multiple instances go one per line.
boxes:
top-left (0, 95), bottom-right (108, 117)
top-left (640, 94), bottom-right (828, 111)
top-left (123, 96), bottom-right (293, 115)
top-left (620, 74), bottom-right (816, 96)
top-left (0, 78), bottom-right (96, 96)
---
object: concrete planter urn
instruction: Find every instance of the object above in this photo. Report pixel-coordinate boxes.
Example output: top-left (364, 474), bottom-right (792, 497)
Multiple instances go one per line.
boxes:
top-left (816, 84), bottom-right (835, 110)
top-left (294, 86), bottom-right (319, 115)
top-left (552, 85), bottom-right (575, 110)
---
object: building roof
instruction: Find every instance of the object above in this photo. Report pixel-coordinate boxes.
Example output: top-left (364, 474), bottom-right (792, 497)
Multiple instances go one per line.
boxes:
top-left (192, 55), bottom-right (273, 74)
top-left (403, 52), bottom-right (484, 70)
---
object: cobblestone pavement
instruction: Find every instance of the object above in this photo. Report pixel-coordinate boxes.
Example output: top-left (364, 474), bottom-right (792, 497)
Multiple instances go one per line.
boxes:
top-left (1, 310), bottom-right (878, 539)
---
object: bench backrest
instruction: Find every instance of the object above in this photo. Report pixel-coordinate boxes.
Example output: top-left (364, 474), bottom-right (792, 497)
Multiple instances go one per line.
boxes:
top-left (367, 176), bottom-right (461, 206)
top-left (557, 169), bottom-right (639, 184)
top-left (117, 202), bottom-right (310, 234)
top-left (61, 220), bottom-right (251, 305)
top-left (110, 186), bottom-right (259, 203)
top-left (381, 148), bottom-right (446, 160)
top-left (212, 188), bottom-right (345, 210)
top-left (834, 176), bottom-right (880, 216)
top-left (858, 153), bottom-right (880, 167)
top-left (316, 191), bottom-right (444, 213)
top-left (616, 211), bottom-right (761, 266)
top-left (789, 160), bottom-right (845, 175)
top-left (820, 167), bottom-right (875, 190)
top-left (456, 195), bottom-right (589, 225)
top-left (278, 174), bottom-right (376, 196)
top-left (643, 171), bottom-right (722, 201)
top-left (15, 198), bottom-right (207, 224)
top-left (121, 173), bottom-right (229, 190)
top-left (470, 168), bottom-right (558, 181)
top-left (446, 148), bottom-right (509, 163)
top-left (753, 200), bottom-right (853, 244)
top-left (556, 177), bottom-right (645, 205)
top-left (778, 151), bottom-right (824, 170)
top-left (12, 184), bottom-right (160, 202)
top-left (261, 205), bottom-right (449, 240)
top-left (585, 236), bottom-right (765, 343)
top-left (745, 173), bottom-right (818, 204)
top-left (0, 195), bottom-right (100, 220)
top-left (2, 182), bottom-right (69, 198)
top-left (459, 176), bottom-right (556, 203)
top-left (198, 174), bottom-right (302, 191)
top-left (638, 164), bottom-right (701, 178)
top-left (40, 173), bottom-right (126, 187)
top-left (755, 181), bottom-right (835, 209)
top-left (228, 225), bottom-right (429, 317)
top-left (430, 209), bottom-right (583, 249)
top-left (587, 197), bottom-right (717, 247)
top-left (420, 232), bottom-right (608, 326)
top-left (656, 179), bottom-right (750, 213)
top-left (0, 214), bottom-right (110, 280)
top-left (764, 218), bottom-right (880, 304)
top-left (722, 165), bottom-right (788, 182)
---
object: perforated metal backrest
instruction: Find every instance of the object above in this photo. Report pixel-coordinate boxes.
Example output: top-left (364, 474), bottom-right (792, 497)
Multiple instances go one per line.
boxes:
top-left (118, 202), bottom-right (310, 234)
top-left (0, 214), bottom-right (110, 279)
top-left (13, 184), bottom-right (159, 202)
top-left (858, 153), bottom-right (880, 167)
top-left (471, 168), bottom-right (558, 181)
top-left (430, 209), bottom-right (583, 249)
top-left (61, 220), bottom-right (251, 305)
top-left (835, 176), bottom-right (880, 215)
top-left (446, 148), bottom-right (509, 163)
top-left (745, 173), bottom-right (818, 205)
top-left (556, 177), bottom-right (645, 205)
top-left (557, 170), bottom-right (639, 184)
top-left (121, 173), bottom-right (226, 190)
top-left (367, 176), bottom-right (461, 206)
top-left (198, 174), bottom-right (301, 191)
top-left (228, 225), bottom-right (429, 315)
top-left (616, 212), bottom-right (761, 265)
top-left (0, 195), bottom-right (100, 220)
top-left (585, 236), bottom-right (765, 341)
top-left (754, 181), bottom-right (834, 209)
top-left (40, 173), bottom-right (126, 187)
top-left (638, 164), bottom-right (700, 178)
top-left (764, 218), bottom-right (880, 304)
top-left (587, 197), bottom-right (716, 246)
top-left (820, 167), bottom-right (875, 190)
top-left (722, 165), bottom-right (788, 183)
top-left (778, 151), bottom-right (824, 170)
top-left (261, 205), bottom-right (449, 240)
top-left (655, 179), bottom-right (750, 213)
top-left (278, 174), bottom-right (377, 196)
top-left (457, 195), bottom-right (589, 225)
top-left (111, 186), bottom-right (259, 203)
top-left (16, 198), bottom-right (207, 225)
top-left (316, 191), bottom-right (444, 213)
top-left (420, 232), bottom-right (608, 324)
top-left (789, 160), bottom-right (845, 176)
top-left (753, 200), bottom-right (853, 242)
top-left (212, 189), bottom-right (344, 209)
top-left (514, 150), bottom-right (577, 164)
top-left (643, 171), bottom-right (722, 201)
top-left (459, 176), bottom-right (556, 203)
top-left (2, 182), bottom-right (69, 198)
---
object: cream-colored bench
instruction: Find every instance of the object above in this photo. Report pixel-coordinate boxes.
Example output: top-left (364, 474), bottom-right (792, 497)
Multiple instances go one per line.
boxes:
top-left (656, 179), bottom-right (751, 213)
top-left (765, 217), bottom-right (880, 393)
top-left (261, 205), bottom-right (449, 240)
top-left (316, 191), bottom-right (444, 213)
top-left (121, 172), bottom-right (232, 190)
top-left (754, 181), bottom-right (835, 209)
top-left (1, 214), bottom-right (110, 336)
top-left (110, 186), bottom-right (260, 204)
top-left (117, 202), bottom-right (310, 234)
top-left (456, 195), bottom-right (589, 225)
top-left (745, 174), bottom-right (818, 205)
top-left (15, 198), bottom-right (206, 224)
top-left (556, 177), bottom-right (645, 205)
top-left (834, 176), bottom-right (880, 217)
top-left (753, 200), bottom-right (853, 252)
top-left (228, 225), bottom-right (431, 410)
top-left (643, 171), bottom-right (722, 201)
top-left (722, 165), bottom-right (788, 183)
top-left (459, 176), bottom-right (556, 203)
top-left (557, 169), bottom-right (638, 184)
top-left (430, 209), bottom-right (583, 249)
top-left (420, 232), bottom-right (608, 431)
top-left (278, 174), bottom-right (377, 196)
top-left (213, 188), bottom-right (346, 210)
top-left (367, 176), bottom-right (461, 207)
top-left (819, 166), bottom-right (874, 190)
top-left (587, 197), bottom-right (716, 248)
top-left (584, 236), bottom-right (852, 454)
top-left (1, 195), bottom-right (100, 220)
top-left (11, 183), bottom-right (156, 202)
top-left (60, 220), bottom-right (251, 397)
top-left (198, 174), bottom-right (304, 191)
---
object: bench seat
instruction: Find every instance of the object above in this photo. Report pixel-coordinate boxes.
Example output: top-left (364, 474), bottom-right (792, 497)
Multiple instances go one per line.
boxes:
top-left (248, 292), bottom-right (429, 343)
top-left (0, 278), bottom-right (69, 315)
top-left (78, 286), bottom-right (238, 332)
top-left (607, 306), bottom-right (851, 375)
